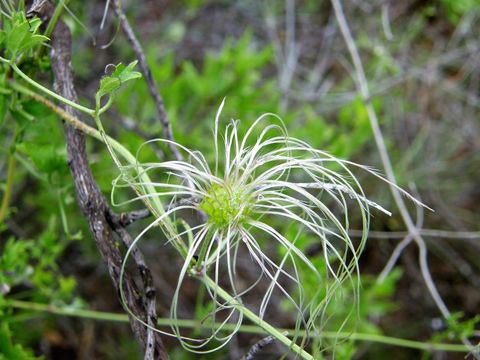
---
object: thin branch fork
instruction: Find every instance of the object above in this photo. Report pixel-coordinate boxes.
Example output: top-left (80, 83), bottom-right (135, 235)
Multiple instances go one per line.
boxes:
top-left (116, 208), bottom-right (152, 227)
top-left (28, 1), bottom-right (169, 359)
top-left (114, 196), bottom-right (201, 227)
top-left (241, 332), bottom-right (287, 360)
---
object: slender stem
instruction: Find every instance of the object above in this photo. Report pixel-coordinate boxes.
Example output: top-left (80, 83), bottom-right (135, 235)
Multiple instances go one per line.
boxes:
top-left (43, 0), bottom-right (69, 39)
top-left (0, 57), bottom-right (95, 116)
top-left (9, 81), bottom-right (101, 139)
top-left (201, 276), bottom-right (314, 360)
top-left (6, 300), bottom-right (471, 353)
top-left (98, 94), bottom-right (114, 115)
top-left (9, 81), bottom-right (136, 169)
top-left (0, 153), bottom-right (16, 223)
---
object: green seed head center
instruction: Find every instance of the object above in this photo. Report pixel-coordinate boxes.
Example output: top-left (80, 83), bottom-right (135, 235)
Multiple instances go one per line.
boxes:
top-left (200, 183), bottom-right (250, 228)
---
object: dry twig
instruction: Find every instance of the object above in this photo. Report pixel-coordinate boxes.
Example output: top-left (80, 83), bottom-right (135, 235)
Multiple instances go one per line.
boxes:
top-left (241, 332), bottom-right (287, 360)
top-left (110, 0), bottom-right (183, 162)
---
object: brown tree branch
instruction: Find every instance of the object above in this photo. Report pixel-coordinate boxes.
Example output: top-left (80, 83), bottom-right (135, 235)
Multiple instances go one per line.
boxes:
top-left (117, 208), bottom-right (152, 227)
top-left (107, 211), bottom-right (160, 360)
top-left (27, 1), bottom-right (169, 359)
top-left (241, 332), bottom-right (287, 360)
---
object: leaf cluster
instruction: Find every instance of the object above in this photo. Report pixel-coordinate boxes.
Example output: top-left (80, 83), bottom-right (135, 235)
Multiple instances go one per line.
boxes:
top-left (0, 12), bottom-right (48, 59)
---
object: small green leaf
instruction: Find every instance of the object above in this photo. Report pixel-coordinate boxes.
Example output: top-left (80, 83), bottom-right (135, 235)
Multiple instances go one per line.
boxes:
top-left (19, 142), bottom-right (67, 176)
top-left (115, 61), bottom-right (142, 83)
top-left (0, 323), bottom-right (41, 360)
top-left (0, 238), bottom-right (32, 286)
top-left (4, 12), bottom-right (49, 58)
top-left (17, 34), bottom-right (49, 54)
top-left (27, 17), bottom-right (43, 33)
top-left (6, 21), bottom-right (29, 57)
top-left (95, 61), bottom-right (142, 106)
top-left (97, 76), bottom-right (121, 99)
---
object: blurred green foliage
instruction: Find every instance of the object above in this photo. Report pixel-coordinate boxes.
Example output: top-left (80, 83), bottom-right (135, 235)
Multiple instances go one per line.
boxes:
top-left (440, 0), bottom-right (480, 23)
top-left (0, 220), bottom-right (77, 303)
top-left (0, 12), bottom-right (48, 59)
top-left (0, 322), bottom-right (41, 360)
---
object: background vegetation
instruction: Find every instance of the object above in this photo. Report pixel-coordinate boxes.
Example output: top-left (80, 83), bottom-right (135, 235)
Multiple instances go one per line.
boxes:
top-left (0, 0), bottom-right (479, 359)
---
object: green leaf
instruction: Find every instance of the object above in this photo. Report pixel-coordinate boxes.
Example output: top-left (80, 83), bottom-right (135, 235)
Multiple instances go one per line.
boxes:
top-left (58, 276), bottom-right (76, 298)
top-left (97, 76), bottom-right (121, 99)
top-left (17, 142), bottom-right (66, 176)
top-left (17, 34), bottom-right (49, 54)
top-left (4, 12), bottom-right (48, 58)
top-left (27, 17), bottom-right (43, 34)
top-left (0, 238), bottom-right (32, 286)
top-left (96, 61), bottom-right (142, 103)
top-left (0, 323), bottom-right (42, 360)
top-left (114, 61), bottom-right (142, 83)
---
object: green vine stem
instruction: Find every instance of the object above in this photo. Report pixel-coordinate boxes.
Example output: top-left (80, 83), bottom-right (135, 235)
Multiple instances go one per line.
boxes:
top-left (0, 153), bottom-right (16, 223)
top-left (6, 299), bottom-right (470, 353)
top-left (9, 81), bottom-right (99, 137)
top-left (32, 0), bottom-right (70, 60)
top-left (201, 275), bottom-right (314, 360)
top-left (0, 57), bottom-right (95, 116)
top-left (43, 0), bottom-right (69, 40)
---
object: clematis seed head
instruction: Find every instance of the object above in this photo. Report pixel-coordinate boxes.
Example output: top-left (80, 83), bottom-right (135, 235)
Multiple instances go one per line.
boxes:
top-left (114, 99), bottom-right (425, 356)
top-left (199, 182), bottom-right (251, 228)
